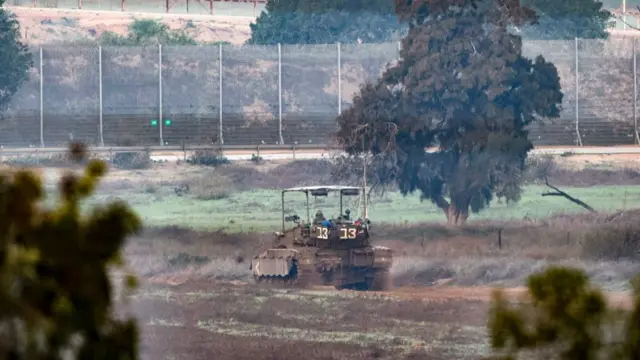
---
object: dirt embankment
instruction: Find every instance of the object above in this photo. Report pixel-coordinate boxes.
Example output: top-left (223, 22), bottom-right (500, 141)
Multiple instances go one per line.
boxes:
top-left (8, 6), bottom-right (253, 45)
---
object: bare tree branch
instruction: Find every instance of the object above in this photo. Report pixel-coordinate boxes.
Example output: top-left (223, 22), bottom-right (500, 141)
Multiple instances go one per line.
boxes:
top-left (542, 176), bottom-right (597, 213)
top-left (330, 119), bottom-right (400, 207)
top-left (609, 7), bottom-right (640, 31)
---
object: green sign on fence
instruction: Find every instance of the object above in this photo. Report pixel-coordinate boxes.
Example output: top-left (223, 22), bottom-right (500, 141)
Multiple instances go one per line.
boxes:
top-left (150, 119), bottom-right (172, 126)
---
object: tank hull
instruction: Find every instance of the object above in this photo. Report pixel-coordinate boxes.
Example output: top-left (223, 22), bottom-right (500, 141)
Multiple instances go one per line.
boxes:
top-left (250, 245), bottom-right (393, 290)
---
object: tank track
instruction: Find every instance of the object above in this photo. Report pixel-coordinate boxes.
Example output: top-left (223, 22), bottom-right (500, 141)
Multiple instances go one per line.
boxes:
top-left (334, 267), bottom-right (392, 291)
top-left (366, 268), bottom-right (391, 291)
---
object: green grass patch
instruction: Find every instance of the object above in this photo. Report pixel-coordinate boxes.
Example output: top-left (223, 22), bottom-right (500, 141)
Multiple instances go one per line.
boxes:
top-left (83, 185), bottom-right (640, 232)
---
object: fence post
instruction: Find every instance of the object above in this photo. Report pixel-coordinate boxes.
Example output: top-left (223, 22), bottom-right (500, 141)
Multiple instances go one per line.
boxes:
top-left (39, 46), bottom-right (44, 148)
top-left (278, 43), bottom-right (284, 145)
top-left (337, 42), bottom-right (342, 115)
top-left (634, 39), bottom-right (639, 144)
top-left (158, 43), bottom-right (164, 146)
top-left (98, 45), bottom-right (104, 147)
top-left (623, 0), bottom-right (627, 30)
top-left (218, 43), bottom-right (224, 146)
top-left (574, 37), bottom-right (583, 146)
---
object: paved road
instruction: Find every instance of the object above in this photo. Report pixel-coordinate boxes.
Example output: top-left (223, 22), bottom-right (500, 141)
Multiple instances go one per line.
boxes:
top-left (1, 145), bottom-right (639, 162)
top-left (151, 148), bottom-right (335, 161)
top-left (147, 145), bottom-right (640, 161)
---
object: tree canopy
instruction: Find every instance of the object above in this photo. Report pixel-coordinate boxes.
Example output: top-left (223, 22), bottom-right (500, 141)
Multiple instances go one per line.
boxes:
top-left (488, 266), bottom-right (640, 359)
top-left (0, 143), bottom-right (141, 359)
top-left (0, 0), bottom-right (32, 113)
top-left (518, 0), bottom-right (613, 40)
top-left (247, 0), bottom-right (404, 45)
top-left (335, 0), bottom-right (564, 225)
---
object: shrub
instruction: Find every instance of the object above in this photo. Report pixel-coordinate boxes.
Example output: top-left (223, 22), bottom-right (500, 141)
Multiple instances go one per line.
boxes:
top-left (187, 150), bottom-right (231, 167)
top-left (168, 252), bottom-right (211, 268)
top-left (99, 19), bottom-right (197, 45)
top-left (112, 150), bottom-right (151, 170)
top-left (488, 266), bottom-right (640, 359)
top-left (0, 142), bottom-right (141, 359)
top-left (110, 136), bottom-right (151, 169)
top-left (251, 153), bottom-right (265, 164)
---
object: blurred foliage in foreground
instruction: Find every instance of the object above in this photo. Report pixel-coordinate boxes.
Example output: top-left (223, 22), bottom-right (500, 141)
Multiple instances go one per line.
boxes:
top-left (0, 142), bottom-right (141, 359)
top-left (488, 266), bottom-right (640, 359)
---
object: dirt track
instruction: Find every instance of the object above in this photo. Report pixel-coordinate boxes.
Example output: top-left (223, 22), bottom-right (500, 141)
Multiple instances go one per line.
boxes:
top-left (373, 285), bottom-right (634, 309)
top-left (129, 278), bottom-right (635, 360)
top-left (145, 277), bottom-right (636, 310)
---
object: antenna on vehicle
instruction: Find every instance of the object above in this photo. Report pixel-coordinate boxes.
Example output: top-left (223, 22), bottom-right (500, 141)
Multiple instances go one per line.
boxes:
top-left (362, 136), bottom-right (368, 219)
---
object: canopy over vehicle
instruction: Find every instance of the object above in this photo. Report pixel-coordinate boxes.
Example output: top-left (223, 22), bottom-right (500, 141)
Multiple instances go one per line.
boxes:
top-left (280, 185), bottom-right (368, 233)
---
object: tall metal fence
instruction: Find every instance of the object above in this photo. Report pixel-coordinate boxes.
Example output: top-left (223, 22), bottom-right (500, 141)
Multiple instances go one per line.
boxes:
top-left (6, 0), bottom-right (266, 16)
top-left (2, 38), bottom-right (640, 149)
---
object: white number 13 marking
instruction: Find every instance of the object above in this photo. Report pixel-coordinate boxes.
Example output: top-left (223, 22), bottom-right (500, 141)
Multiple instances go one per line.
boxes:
top-left (340, 228), bottom-right (357, 239)
top-left (318, 227), bottom-right (329, 239)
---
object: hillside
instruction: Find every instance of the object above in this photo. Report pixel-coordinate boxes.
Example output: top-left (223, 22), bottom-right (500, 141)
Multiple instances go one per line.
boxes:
top-left (8, 6), bottom-right (252, 44)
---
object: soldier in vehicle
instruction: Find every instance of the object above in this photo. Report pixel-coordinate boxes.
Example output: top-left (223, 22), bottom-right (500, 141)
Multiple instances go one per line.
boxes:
top-left (314, 210), bottom-right (326, 224)
top-left (337, 209), bottom-right (351, 222)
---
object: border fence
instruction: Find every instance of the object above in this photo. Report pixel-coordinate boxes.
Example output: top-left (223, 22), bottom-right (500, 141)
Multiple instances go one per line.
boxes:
top-left (6, 0), bottom-right (266, 17)
top-left (2, 38), bottom-right (640, 150)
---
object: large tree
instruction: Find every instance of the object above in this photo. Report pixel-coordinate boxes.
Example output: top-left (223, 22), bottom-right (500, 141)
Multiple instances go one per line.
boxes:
top-left (247, 0), bottom-right (404, 45)
top-left (517, 0), bottom-right (613, 40)
top-left (0, 0), bottom-right (32, 112)
top-left (335, 0), bottom-right (563, 225)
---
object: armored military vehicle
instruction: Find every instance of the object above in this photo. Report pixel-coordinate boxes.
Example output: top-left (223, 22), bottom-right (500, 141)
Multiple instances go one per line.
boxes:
top-left (250, 185), bottom-right (393, 291)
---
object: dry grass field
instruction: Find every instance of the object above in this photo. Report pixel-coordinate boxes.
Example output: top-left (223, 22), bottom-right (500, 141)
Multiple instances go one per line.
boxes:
top-left (5, 151), bottom-right (639, 359)
top-left (9, 6), bottom-right (254, 44)
top-left (127, 279), bottom-right (634, 360)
